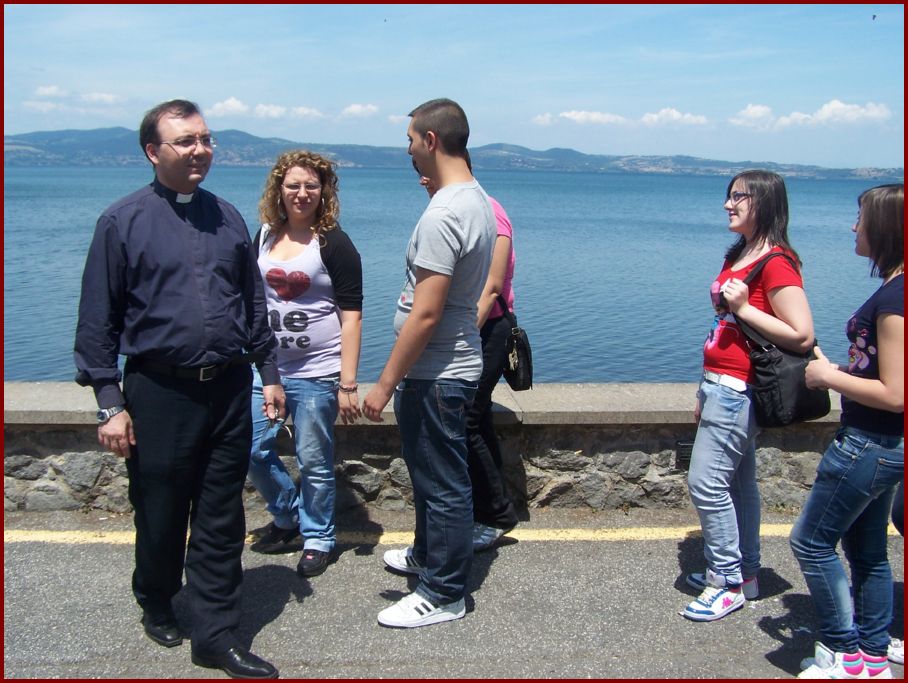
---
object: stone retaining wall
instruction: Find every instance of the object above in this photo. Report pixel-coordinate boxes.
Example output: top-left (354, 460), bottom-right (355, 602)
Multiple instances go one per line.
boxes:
top-left (4, 382), bottom-right (840, 514)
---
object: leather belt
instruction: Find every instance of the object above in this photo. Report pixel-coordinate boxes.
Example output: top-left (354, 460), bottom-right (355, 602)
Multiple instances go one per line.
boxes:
top-left (703, 370), bottom-right (748, 393)
top-left (130, 354), bottom-right (262, 382)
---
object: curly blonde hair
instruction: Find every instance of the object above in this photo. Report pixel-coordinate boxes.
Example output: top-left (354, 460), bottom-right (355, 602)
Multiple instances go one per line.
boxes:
top-left (258, 150), bottom-right (340, 236)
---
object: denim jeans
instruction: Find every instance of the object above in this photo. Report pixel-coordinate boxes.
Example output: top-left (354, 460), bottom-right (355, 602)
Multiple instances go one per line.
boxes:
top-left (395, 378), bottom-right (477, 605)
top-left (466, 315), bottom-right (519, 530)
top-left (687, 378), bottom-right (761, 585)
top-left (248, 371), bottom-right (339, 552)
top-left (790, 426), bottom-right (904, 656)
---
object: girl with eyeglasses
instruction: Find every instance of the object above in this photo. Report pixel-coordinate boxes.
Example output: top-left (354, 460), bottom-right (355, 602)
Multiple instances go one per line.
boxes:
top-left (682, 170), bottom-right (817, 621)
top-left (245, 151), bottom-right (363, 579)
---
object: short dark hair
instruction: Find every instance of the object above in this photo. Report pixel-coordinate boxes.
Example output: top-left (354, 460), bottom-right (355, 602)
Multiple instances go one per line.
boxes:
top-left (139, 99), bottom-right (202, 159)
top-left (408, 98), bottom-right (470, 157)
top-left (857, 183), bottom-right (904, 278)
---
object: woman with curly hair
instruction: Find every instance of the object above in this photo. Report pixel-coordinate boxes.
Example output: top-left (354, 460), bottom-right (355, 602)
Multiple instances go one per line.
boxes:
top-left (246, 151), bottom-right (363, 578)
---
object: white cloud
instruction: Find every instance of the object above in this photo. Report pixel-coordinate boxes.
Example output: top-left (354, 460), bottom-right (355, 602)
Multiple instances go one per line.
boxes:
top-left (23, 100), bottom-right (63, 112)
top-left (387, 114), bottom-right (408, 125)
top-left (809, 99), bottom-right (890, 124)
top-left (532, 113), bottom-right (555, 126)
top-left (254, 104), bottom-right (287, 119)
top-left (81, 92), bottom-right (120, 105)
top-left (641, 107), bottom-right (707, 126)
top-left (730, 100), bottom-right (892, 130)
top-left (728, 104), bottom-right (775, 129)
top-left (558, 110), bottom-right (630, 125)
top-left (208, 97), bottom-right (250, 117)
top-left (34, 85), bottom-right (66, 98)
top-left (290, 106), bottom-right (325, 119)
top-left (340, 103), bottom-right (379, 118)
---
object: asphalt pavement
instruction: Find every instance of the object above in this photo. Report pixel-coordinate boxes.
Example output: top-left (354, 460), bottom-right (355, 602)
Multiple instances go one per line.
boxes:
top-left (3, 504), bottom-right (904, 679)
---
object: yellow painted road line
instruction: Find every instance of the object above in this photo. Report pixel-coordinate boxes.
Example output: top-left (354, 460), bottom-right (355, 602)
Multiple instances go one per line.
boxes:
top-left (4, 524), bottom-right (901, 546)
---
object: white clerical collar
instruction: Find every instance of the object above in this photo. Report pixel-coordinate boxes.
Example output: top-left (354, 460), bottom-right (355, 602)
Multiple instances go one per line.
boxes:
top-left (175, 192), bottom-right (194, 204)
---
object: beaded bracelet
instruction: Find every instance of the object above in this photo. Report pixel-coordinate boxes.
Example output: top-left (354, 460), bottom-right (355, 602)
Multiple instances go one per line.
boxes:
top-left (339, 383), bottom-right (359, 394)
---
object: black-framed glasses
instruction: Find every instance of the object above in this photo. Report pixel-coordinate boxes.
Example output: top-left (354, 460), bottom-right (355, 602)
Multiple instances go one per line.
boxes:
top-left (159, 135), bottom-right (216, 152)
top-left (728, 191), bottom-right (752, 204)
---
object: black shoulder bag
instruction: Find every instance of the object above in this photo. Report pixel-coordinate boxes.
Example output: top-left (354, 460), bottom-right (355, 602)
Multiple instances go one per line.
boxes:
top-left (496, 295), bottom-right (533, 391)
top-left (730, 253), bottom-right (830, 428)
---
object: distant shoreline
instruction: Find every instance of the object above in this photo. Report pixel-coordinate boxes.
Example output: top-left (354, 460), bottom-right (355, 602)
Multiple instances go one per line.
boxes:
top-left (3, 127), bottom-right (904, 181)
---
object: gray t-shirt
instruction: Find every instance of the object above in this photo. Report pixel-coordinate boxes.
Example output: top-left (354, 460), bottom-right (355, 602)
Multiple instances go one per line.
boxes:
top-left (393, 180), bottom-right (495, 381)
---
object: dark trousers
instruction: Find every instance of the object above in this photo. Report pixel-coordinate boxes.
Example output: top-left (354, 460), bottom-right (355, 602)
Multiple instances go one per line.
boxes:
top-left (395, 378), bottom-right (476, 605)
top-left (466, 315), bottom-right (519, 530)
top-left (124, 362), bottom-right (252, 652)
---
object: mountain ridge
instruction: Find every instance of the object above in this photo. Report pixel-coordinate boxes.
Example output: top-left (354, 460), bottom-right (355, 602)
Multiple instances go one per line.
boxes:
top-left (4, 127), bottom-right (903, 180)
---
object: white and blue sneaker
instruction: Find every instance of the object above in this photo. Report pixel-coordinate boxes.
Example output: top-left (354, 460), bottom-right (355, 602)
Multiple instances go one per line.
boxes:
top-left (888, 638), bottom-right (903, 665)
top-left (686, 571), bottom-right (759, 599)
top-left (681, 569), bottom-right (745, 622)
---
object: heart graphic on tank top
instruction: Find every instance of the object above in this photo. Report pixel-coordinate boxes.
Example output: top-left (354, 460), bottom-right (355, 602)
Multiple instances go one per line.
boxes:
top-left (265, 268), bottom-right (311, 301)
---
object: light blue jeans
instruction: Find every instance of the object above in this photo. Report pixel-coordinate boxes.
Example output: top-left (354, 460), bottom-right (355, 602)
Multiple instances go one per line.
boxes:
top-left (248, 371), bottom-right (339, 553)
top-left (790, 426), bottom-right (904, 656)
top-left (687, 378), bottom-right (761, 585)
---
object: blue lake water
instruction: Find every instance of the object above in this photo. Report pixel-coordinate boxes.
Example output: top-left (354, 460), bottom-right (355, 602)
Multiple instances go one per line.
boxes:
top-left (3, 165), bottom-right (881, 383)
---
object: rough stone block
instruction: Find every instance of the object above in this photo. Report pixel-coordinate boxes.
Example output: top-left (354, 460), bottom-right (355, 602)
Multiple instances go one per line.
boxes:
top-left (4, 455), bottom-right (48, 481)
top-left (25, 480), bottom-right (81, 511)
top-left (51, 451), bottom-right (104, 492)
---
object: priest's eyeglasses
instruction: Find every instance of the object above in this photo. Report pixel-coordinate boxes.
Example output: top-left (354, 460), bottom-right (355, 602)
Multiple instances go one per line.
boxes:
top-left (159, 135), bottom-right (217, 152)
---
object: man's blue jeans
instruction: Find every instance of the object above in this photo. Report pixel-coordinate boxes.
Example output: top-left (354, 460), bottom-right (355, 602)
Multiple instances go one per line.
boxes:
top-left (248, 371), bottom-right (339, 552)
top-left (688, 378), bottom-right (761, 585)
top-left (395, 378), bottom-right (477, 606)
top-left (790, 426), bottom-right (904, 656)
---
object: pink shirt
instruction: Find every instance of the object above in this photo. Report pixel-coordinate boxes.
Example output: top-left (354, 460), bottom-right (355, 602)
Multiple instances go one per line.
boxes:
top-left (488, 197), bottom-right (516, 319)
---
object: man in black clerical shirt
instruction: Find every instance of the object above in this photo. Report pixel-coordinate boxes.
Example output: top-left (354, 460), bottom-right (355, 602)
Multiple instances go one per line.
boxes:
top-left (75, 99), bottom-right (284, 679)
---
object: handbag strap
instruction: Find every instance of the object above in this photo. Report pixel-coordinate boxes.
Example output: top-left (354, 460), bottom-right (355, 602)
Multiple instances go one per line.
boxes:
top-left (496, 294), bottom-right (519, 330)
top-left (732, 252), bottom-right (799, 349)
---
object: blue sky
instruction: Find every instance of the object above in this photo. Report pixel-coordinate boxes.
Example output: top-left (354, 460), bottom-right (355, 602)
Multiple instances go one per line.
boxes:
top-left (4, 4), bottom-right (904, 168)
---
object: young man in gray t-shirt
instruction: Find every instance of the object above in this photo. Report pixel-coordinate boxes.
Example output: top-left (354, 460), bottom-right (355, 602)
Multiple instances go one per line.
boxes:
top-left (363, 98), bottom-right (495, 628)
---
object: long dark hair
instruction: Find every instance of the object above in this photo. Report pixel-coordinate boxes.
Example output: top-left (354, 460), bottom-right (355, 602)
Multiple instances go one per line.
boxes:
top-left (857, 183), bottom-right (904, 279)
top-left (724, 170), bottom-right (800, 265)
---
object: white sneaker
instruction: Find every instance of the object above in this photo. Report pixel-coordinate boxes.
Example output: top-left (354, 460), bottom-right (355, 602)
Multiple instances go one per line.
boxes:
top-left (682, 584), bottom-right (745, 621)
top-left (472, 523), bottom-right (506, 552)
top-left (686, 571), bottom-right (759, 599)
top-left (377, 592), bottom-right (465, 628)
top-left (382, 547), bottom-right (423, 575)
top-left (888, 638), bottom-right (903, 665)
top-left (798, 642), bottom-right (867, 679)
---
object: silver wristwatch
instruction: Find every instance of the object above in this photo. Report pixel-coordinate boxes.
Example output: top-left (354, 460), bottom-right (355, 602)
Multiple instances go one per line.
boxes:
top-left (96, 406), bottom-right (126, 424)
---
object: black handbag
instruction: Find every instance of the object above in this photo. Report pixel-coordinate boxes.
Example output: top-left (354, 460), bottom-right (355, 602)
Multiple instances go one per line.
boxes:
top-left (496, 295), bottom-right (533, 391)
top-left (730, 253), bottom-right (831, 428)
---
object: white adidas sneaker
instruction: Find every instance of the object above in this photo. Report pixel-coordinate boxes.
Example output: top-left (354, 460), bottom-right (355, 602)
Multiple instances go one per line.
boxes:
top-left (382, 547), bottom-right (424, 575)
top-left (377, 592), bottom-right (466, 628)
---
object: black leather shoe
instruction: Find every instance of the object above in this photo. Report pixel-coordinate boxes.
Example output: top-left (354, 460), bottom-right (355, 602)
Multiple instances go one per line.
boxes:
top-left (191, 646), bottom-right (279, 679)
top-left (141, 610), bottom-right (182, 648)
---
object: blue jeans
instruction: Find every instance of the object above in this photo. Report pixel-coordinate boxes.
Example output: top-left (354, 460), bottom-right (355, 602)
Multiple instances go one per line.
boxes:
top-left (687, 378), bottom-right (761, 585)
top-left (248, 371), bottom-right (339, 552)
top-left (395, 378), bottom-right (477, 605)
top-left (790, 426), bottom-right (904, 656)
